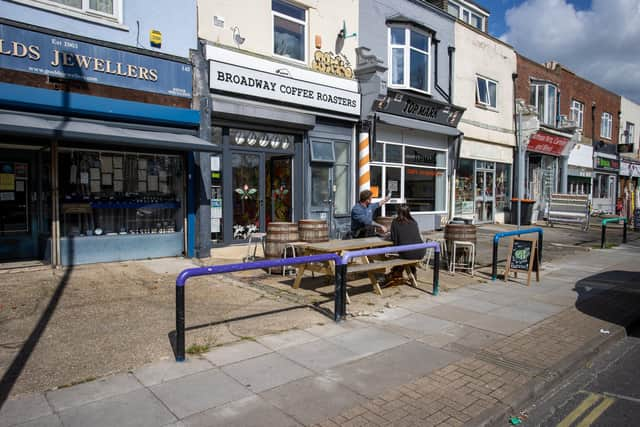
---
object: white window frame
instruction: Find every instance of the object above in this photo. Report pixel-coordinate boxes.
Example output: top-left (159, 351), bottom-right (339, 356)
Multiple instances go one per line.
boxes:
top-left (475, 75), bottom-right (497, 109)
top-left (570, 99), bottom-right (584, 130)
top-left (9, 0), bottom-right (122, 24)
top-left (271, 0), bottom-right (308, 65)
top-left (370, 141), bottom-right (448, 215)
top-left (626, 121), bottom-right (635, 146)
top-left (447, 0), bottom-right (485, 31)
top-left (601, 112), bottom-right (612, 139)
top-left (530, 81), bottom-right (559, 127)
top-left (387, 26), bottom-right (432, 95)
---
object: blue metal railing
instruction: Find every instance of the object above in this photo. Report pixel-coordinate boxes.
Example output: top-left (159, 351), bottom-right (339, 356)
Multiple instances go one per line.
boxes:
top-left (601, 217), bottom-right (627, 248)
top-left (175, 242), bottom-right (441, 362)
top-left (491, 228), bottom-right (543, 281)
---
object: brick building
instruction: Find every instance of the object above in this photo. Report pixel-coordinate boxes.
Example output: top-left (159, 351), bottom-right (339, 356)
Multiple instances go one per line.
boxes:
top-left (515, 54), bottom-right (620, 217)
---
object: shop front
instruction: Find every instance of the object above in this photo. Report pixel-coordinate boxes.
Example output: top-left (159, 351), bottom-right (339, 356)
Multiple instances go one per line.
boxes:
top-left (619, 158), bottom-right (640, 220)
top-left (0, 23), bottom-right (210, 265)
top-left (525, 129), bottom-right (574, 221)
top-left (366, 90), bottom-right (464, 231)
top-left (592, 143), bottom-right (619, 215)
top-left (206, 45), bottom-right (360, 244)
top-left (567, 143), bottom-right (593, 196)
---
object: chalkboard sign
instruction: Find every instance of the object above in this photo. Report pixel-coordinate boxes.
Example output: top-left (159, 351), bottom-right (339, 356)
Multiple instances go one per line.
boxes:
top-left (504, 236), bottom-right (539, 286)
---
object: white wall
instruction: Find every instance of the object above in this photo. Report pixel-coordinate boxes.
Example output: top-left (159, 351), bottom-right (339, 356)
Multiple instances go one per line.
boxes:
top-left (620, 96), bottom-right (640, 151)
top-left (198, 0), bottom-right (358, 74)
top-left (453, 22), bottom-right (516, 148)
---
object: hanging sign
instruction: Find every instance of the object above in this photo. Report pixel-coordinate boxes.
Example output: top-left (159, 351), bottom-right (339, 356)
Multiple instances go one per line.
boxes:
top-left (0, 23), bottom-right (192, 97)
top-left (527, 131), bottom-right (571, 156)
top-left (373, 90), bottom-right (464, 128)
top-left (595, 156), bottom-right (619, 172)
top-left (311, 50), bottom-right (353, 79)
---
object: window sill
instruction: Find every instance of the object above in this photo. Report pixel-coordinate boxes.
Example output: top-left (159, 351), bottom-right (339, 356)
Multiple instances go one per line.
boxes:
top-left (8, 0), bottom-right (128, 31)
top-left (272, 53), bottom-right (308, 67)
top-left (475, 103), bottom-right (499, 113)
top-left (387, 85), bottom-right (432, 97)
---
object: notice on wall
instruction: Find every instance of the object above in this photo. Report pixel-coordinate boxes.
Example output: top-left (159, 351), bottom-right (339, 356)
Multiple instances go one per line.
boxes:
top-left (102, 173), bottom-right (112, 186)
top-left (14, 163), bottom-right (27, 178)
top-left (137, 170), bottom-right (147, 181)
top-left (101, 156), bottom-right (113, 173)
top-left (0, 173), bottom-right (15, 191)
top-left (114, 169), bottom-right (123, 181)
top-left (90, 168), bottom-right (100, 180)
top-left (80, 172), bottom-right (89, 184)
top-left (211, 198), bottom-right (222, 219)
top-left (113, 180), bottom-right (123, 193)
top-left (15, 180), bottom-right (25, 192)
top-left (211, 218), bottom-right (220, 233)
top-left (0, 192), bottom-right (15, 201)
top-left (148, 175), bottom-right (159, 192)
top-left (90, 180), bottom-right (101, 193)
top-left (113, 157), bottom-right (123, 169)
top-left (388, 180), bottom-right (398, 192)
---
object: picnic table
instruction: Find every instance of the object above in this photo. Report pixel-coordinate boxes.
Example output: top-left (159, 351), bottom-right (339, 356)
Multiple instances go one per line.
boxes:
top-left (292, 237), bottom-right (422, 301)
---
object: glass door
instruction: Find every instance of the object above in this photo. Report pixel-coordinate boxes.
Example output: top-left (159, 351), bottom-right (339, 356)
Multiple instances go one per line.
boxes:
top-left (231, 151), bottom-right (263, 241)
top-left (309, 165), bottom-right (333, 234)
top-left (475, 162), bottom-right (495, 223)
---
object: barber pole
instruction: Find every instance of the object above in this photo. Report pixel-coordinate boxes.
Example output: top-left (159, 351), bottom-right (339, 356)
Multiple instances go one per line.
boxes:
top-left (358, 131), bottom-right (370, 192)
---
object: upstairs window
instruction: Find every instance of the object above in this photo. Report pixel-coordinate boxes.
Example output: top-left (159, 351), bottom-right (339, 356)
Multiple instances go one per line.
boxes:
top-left (14, 0), bottom-right (120, 21)
top-left (476, 76), bottom-right (497, 109)
top-left (272, 0), bottom-right (307, 63)
top-left (530, 81), bottom-right (559, 127)
top-left (570, 100), bottom-right (584, 130)
top-left (388, 26), bottom-right (431, 94)
top-left (446, 0), bottom-right (485, 31)
top-left (626, 122), bottom-right (636, 145)
top-left (601, 112), bottom-right (612, 139)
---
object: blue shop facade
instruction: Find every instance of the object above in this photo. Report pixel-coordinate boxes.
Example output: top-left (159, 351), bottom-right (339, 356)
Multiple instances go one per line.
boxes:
top-left (0, 17), bottom-right (211, 265)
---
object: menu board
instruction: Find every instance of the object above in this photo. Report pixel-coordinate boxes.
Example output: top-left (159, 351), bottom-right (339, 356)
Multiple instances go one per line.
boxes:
top-left (504, 236), bottom-right (539, 286)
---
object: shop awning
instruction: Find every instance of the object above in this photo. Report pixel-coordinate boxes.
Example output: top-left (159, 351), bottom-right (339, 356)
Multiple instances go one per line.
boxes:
top-left (376, 112), bottom-right (461, 137)
top-left (0, 111), bottom-right (217, 152)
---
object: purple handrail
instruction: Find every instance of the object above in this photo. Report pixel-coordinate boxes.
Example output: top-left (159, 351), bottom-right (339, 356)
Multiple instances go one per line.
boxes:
top-left (341, 242), bottom-right (440, 264)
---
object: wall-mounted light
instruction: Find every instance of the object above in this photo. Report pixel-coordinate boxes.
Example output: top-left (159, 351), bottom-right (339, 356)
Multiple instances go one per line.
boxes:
top-left (247, 132), bottom-right (257, 145)
top-left (271, 136), bottom-right (281, 148)
top-left (234, 131), bottom-right (245, 144)
top-left (281, 136), bottom-right (291, 150)
top-left (259, 133), bottom-right (270, 147)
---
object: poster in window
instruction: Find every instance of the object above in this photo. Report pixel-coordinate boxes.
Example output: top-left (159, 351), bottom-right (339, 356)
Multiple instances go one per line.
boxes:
top-left (101, 156), bottom-right (113, 173)
top-left (0, 173), bottom-right (15, 191)
top-left (148, 175), bottom-right (159, 192)
top-left (113, 180), bottom-right (124, 193)
top-left (80, 172), bottom-right (89, 184)
top-left (90, 180), bottom-right (101, 193)
top-left (113, 157), bottom-right (123, 169)
top-left (90, 168), bottom-right (100, 180)
top-left (15, 180), bottom-right (25, 192)
top-left (14, 163), bottom-right (27, 178)
top-left (102, 173), bottom-right (112, 186)
top-left (114, 169), bottom-right (123, 181)
top-left (0, 192), bottom-right (15, 201)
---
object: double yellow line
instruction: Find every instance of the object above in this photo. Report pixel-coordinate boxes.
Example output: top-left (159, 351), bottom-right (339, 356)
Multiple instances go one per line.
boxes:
top-left (557, 392), bottom-right (616, 427)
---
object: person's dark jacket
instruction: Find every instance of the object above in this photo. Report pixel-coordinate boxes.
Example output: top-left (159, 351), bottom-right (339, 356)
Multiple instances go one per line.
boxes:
top-left (390, 219), bottom-right (426, 260)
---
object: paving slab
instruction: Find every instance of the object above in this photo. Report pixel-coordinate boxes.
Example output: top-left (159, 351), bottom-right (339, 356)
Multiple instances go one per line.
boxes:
top-left (179, 395), bottom-right (300, 427)
top-left (358, 306), bottom-right (413, 323)
top-left (0, 393), bottom-right (52, 427)
top-left (386, 312), bottom-right (456, 336)
top-left (46, 373), bottom-right (142, 412)
top-left (259, 375), bottom-right (365, 426)
top-left (256, 329), bottom-right (319, 351)
top-left (326, 326), bottom-right (410, 358)
top-left (303, 319), bottom-right (368, 338)
top-left (393, 295), bottom-right (443, 312)
top-left (278, 338), bottom-right (360, 372)
top-left (421, 304), bottom-right (486, 323)
top-left (57, 388), bottom-right (175, 427)
top-left (13, 414), bottom-right (63, 427)
top-left (149, 369), bottom-right (253, 419)
top-left (447, 296), bottom-right (504, 313)
top-left (132, 358), bottom-right (214, 387)
top-left (461, 312), bottom-right (532, 335)
top-left (221, 352), bottom-right (313, 393)
top-left (512, 300), bottom-right (566, 315)
top-left (439, 324), bottom-right (507, 352)
top-left (324, 341), bottom-right (461, 398)
top-left (481, 305), bottom-right (550, 324)
top-left (203, 340), bottom-right (272, 367)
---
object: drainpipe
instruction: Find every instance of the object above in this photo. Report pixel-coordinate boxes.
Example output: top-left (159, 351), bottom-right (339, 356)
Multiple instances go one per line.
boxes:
top-left (592, 102), bottom-right (596, 206)
top-left (448, 46), bottom-right (455, 102)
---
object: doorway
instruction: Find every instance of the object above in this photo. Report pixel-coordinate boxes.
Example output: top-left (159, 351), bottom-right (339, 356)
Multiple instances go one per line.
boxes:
top-left (475, 161), bottom-right (495, 223)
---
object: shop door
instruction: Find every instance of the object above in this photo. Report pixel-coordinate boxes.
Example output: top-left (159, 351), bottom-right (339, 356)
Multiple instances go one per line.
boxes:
top-left (309, 165), bottom-right (334, 236)
top-left (0, 153), bottom-right (39, 261)
top-left (475, 169), bottom-right (495, 223)
top-left (230, 151), bottom-right (265, 241)
top-left (608, 175), bottom-right (616, 213)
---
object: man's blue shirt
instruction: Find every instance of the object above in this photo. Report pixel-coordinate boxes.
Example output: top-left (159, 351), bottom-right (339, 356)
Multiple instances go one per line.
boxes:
top-left (351, 202), bottom-right (380, 234)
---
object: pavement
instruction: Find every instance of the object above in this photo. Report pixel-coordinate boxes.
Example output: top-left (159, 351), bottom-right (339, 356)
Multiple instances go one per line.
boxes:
top-left (1, 223), bottom-right (640, 426)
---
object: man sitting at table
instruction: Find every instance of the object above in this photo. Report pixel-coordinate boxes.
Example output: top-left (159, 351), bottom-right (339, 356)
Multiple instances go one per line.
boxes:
top-left (350, 189), bottom-right (390, 238)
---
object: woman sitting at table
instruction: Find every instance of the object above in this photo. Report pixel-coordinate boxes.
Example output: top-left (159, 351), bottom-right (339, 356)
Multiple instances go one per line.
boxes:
top-left (388, 205), bottom-right (426, 282)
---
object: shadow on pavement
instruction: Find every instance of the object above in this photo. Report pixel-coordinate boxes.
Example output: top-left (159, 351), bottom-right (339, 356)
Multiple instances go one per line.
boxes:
top-left (575, 270), bottom-right (640, 338)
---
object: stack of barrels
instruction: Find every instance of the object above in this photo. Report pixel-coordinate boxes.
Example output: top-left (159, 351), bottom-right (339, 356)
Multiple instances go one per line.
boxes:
top-left (264, 219), bottom-right (329, 274)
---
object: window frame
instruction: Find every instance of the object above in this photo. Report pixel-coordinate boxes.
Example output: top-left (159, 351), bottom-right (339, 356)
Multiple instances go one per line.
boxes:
top-left (9, 0), bottom-right (122, 24)
top-left (601, 112), bottom-right (612, 139)
top-left (530, 81), bottom-right (559, 127)
top-left (271, 0), bottom-right (308, 65)
top-left (447, 0), bottom-right (485, 31)
top-left (626, 121), bottom-right (636, 146)
top-left (570, 99), bottom-right (584, 130)
top-left (475, 75), bottom-right (498, 109)
top-left (387, 25), bottom-right (432, 95)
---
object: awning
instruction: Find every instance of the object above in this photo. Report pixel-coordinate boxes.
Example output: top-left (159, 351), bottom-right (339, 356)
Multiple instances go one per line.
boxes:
top-left (0, 110), bottom-right (217, 152)
top-left (212, 94), bottom-right (316, 129)
top-left (376, 112), bottom-right (461, 137)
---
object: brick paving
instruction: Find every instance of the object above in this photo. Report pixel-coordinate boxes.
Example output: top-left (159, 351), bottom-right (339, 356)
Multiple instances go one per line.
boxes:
top-left (316, 289), bottom-right (640, 427)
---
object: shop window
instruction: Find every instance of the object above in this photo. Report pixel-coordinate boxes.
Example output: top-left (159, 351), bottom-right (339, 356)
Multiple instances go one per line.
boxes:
top-left (601, 112), bottom-right (612, 139)
top-left (495, 162), bottom-right (511, 211)
top-left (16, 0), bottom-right (120, 22)
top-left (310, 140), bottom-right (335, 163)
top-left (333, 142), bottom-right (350, 216)
top-left (385, 144), bottom-right (403, 163)
top-left (405, 166), bottom-right (446, 212)
top-left (388, 26), bottom-right (431, 93)
top-left (476, 76), bottom-right (497, 109)
top-left (58, 149), bottom-right (183, 238)
top-left (530, 81), bottom-right (558, 127)
top-left (211, 154), bottom-right (223, 243)
top-left (272, 0), bottom-right (307, 62)
top-left (570, 100), bottom-right (584, 130)
top-left (455, 158), bottom-right (474, 215)
top-left (404, 146), bottom-right (445, 168)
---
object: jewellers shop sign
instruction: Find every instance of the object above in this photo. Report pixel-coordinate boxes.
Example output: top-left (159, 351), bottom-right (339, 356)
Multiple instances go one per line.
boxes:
top-left (210, 61), bottom-right (360, 116)
top-left (0, 23), bottom-right (192, 97)
top-left (373, 90), bottom-right (464, 128)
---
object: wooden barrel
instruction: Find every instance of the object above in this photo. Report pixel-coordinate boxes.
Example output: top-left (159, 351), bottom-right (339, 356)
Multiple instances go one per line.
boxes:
top-left (265, 222), bottom-right (298, 274)
top-left (298, 219), bottom-right (329, 243)
top-left (375, 216), bottom-right (395, 232)
top-left (444, 223), bottom-right (477, 244)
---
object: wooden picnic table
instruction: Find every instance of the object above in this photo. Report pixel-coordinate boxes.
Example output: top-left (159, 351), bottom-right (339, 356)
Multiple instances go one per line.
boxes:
top-left (292, 237), bottom-right (394, 299)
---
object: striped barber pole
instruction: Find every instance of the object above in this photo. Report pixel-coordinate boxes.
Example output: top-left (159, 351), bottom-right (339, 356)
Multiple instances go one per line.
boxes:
top-left (358, 131), bottom-right (370, 192)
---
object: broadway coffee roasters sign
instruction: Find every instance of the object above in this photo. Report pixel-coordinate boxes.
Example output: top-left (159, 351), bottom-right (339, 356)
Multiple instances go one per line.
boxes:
top-left (210, 61), bottom-right (360, 116)
top-left (0, 23), bottom-right (192, 97)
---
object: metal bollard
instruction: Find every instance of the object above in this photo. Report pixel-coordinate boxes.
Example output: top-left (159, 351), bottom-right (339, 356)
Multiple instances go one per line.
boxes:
top-left (433, 250), bottom-right (440, 296)
top-left (623, 220), bottom-right (628, 243)
top-left (491, 241), bottom-right (499, 281)
top-left (176, 285), bottom-right (185, 362)
top-left (334, 264), bottom-right (347, 322)
top-left (601, 224), bottom-right (607, 249)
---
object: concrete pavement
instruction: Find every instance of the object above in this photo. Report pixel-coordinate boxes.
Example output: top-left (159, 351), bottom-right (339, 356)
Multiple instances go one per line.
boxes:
top-left (2, 240), bottom-right (640, 426)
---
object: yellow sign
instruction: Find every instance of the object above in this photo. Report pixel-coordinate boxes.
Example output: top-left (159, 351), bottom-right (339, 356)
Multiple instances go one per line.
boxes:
top-left (0, 173), bottom-right (15, 191)
top-left (311, 50), bottom-right (353, 79)
top-left (150, 30), bottom-right (162, 48)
